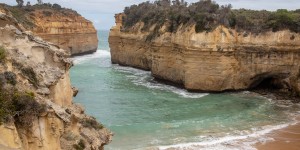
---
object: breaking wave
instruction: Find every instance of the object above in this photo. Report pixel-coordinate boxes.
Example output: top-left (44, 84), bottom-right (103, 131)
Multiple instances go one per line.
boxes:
top-left (114, 65), bottom-right (208, 99)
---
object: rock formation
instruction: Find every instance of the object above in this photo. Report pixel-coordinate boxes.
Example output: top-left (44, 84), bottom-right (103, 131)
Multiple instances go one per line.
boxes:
top-left (0, 4), bottom-right (98, 56)
top-left (0, 12), bottom-right (111, 150)
top-left (109, 14), bottom-right (300, 94)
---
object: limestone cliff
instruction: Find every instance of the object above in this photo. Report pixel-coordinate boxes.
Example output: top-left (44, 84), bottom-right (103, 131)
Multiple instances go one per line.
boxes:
top-left (109, 14), bottom-right (300, 94)
top-left (0, 13), bottom-right (111, 150)
top-left (0, 4), bottom-right (98, 56)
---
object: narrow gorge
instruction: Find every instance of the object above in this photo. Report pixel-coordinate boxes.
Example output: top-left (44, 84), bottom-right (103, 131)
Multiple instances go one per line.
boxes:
top-left (0, 0), bottom-right (299, 150)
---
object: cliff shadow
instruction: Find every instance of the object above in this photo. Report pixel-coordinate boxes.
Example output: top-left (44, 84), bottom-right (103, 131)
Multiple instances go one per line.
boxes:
top-left (249, 72), bottom-right (299, 102)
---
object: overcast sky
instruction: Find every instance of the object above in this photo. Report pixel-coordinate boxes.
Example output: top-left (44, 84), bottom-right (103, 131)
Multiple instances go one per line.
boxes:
top-left (1, 0), bottom-right (299, 30)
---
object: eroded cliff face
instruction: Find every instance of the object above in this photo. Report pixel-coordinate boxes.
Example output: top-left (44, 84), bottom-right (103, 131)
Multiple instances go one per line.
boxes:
top-left (0, 14), bottom-right (111, 150)
top-left (0, 5), bottom-right (98, 56)
top-left (31, 9), bottom-right (98, 56)
top-left (109, 14), bottom-right (300, 94)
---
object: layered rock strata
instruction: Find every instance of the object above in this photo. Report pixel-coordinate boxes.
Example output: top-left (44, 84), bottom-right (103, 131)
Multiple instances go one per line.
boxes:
top-left (109, 14), bottom-right (300, 93)
top-left (0, 5), bottom-right (98, 56)
top-left (0, 13), bottom-right (111, 150)
top-left (31, 9), bottom-right (98, 56)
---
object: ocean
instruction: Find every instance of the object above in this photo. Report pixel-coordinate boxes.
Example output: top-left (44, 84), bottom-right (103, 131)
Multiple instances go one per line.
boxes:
top-left (70, 30), bottom-right (300, 150)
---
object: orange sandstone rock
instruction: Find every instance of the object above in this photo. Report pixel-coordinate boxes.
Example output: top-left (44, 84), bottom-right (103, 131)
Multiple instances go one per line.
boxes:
top-left (109, 14), bottom-right (300, 93)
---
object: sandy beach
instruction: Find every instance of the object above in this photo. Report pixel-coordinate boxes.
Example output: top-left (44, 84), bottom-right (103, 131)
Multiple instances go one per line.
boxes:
top-left (256, 121), bottom-right (300, 150)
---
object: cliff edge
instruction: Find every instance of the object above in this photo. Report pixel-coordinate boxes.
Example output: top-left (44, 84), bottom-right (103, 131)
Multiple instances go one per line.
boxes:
top-left (0, 12), bottom-right (111, 150)
top-left (109, 9), bottom-right (300, 97)
top-left (0, 4), bottom-right (98, 56)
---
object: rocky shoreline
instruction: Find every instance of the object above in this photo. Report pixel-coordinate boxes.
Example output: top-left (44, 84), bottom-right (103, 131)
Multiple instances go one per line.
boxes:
top-left (154, 70), bottom-right (300, 103)
top-left (252, 88), bottom-right (300, 103)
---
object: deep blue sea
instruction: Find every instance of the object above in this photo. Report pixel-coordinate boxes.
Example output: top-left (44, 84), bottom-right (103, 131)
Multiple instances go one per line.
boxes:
top-left (70, 30), bottom-right (300, 150)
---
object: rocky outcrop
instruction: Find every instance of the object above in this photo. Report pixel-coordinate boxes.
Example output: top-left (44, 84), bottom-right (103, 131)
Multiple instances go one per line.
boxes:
top-left (31, 9), bottom-right (98, 56)
top-left (0, 4), bottom-right (98, 56)
top-left (0, 13), bottom-right (111, 150)
top-left (109, 14), bottom-right (300, 93)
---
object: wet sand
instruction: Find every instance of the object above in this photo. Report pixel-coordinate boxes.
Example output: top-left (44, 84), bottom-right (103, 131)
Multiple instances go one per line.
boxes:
top-left (256, 122), bottom-right (300, 150)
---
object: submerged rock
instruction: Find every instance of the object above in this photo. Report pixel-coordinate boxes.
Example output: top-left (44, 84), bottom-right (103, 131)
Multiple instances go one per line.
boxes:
top-left (72, 86), bottom-right (79, 97)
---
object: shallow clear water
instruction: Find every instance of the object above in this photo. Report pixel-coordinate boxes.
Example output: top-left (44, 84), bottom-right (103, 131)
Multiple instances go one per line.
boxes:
top-left (70, 30), bottom-right (299, 150)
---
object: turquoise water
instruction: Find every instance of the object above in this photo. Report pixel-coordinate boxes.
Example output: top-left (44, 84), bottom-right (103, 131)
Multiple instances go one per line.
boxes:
top-left (70, 30), bottom-right (299, 150)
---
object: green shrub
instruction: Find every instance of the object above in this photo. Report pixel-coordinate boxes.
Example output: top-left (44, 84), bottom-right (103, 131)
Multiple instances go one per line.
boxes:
top-left (21, 67), bottom-right (39, 87)
top-left (0, 72), bottom-right (17, 86)
top-left (266, 9), bottom-right (299, 32)
top-left (25, 91), bottom-right (35, 98)
top-left (122, 0), bottom-right (232, 34)
top-left (0, 46), bottom-right (6, 63)
top-left (1, 5), bottom-right (36, 29)
top-left (4, 72), bottom-right (17, 86)
top-left (12, 91), bottom-right (45, 127)
top-left (73, 139), bottom-right (86, 150)
top-left (1, 3), bottom-right (78, 30)
top-left (52, 3), bottom-right (62, 10)
top-left (11, 62), bottom-right (38, 87)
top-left (80, 117), bottom-right (104, 130)
top-left (42, 10), bottom-right (52, 16)
top-left (122, 0), bottom-right (300, 39)
top-left (0, 87), bottom-right (45, 127)
top-left (0, 90), bottom-right (14, 124)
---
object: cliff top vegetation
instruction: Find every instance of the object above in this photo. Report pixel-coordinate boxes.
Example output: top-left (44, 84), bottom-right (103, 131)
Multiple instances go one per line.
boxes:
top-left (0, 2), bottom-right (80, 29)
top-left (122, 0), bottom-right (300, 35)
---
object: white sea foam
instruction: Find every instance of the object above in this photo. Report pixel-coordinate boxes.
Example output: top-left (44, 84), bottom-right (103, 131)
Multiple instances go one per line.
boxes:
top-left (114, 65), bottom-right (208, 99)
top-left (158, 122), bottom-right (296, 150)
top-left (72, 50), bottom-right (207, 98)
top-left (72, 50), bottom-right (111, 65)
